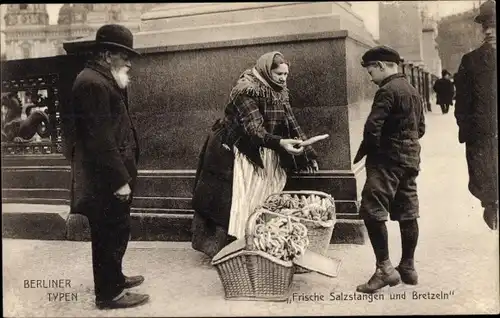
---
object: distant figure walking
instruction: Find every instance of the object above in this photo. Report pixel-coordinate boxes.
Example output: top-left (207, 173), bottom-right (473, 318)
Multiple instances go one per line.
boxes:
top-left (433, 70), bottom-right (455, 114)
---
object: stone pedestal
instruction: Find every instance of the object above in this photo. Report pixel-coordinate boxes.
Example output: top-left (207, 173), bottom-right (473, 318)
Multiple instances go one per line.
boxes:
top-left (137, 2), bottom-right (374, 49)
top-left (66, 214), bottom-right (91, 241)
top-left (62, 2), bottom-right (382, 244)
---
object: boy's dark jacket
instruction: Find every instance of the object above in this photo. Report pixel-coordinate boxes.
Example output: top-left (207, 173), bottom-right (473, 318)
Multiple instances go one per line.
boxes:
top-left (354, 73), bottom-right (426, 170)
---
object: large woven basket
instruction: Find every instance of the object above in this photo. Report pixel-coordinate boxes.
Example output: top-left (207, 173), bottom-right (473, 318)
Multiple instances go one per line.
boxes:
top-left (211, 209), bottom-right (297, 301)
top-left (264, 190), bottom-right (336, 273)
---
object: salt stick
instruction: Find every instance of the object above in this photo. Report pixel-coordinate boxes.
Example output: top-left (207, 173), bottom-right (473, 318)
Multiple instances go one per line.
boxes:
top-left (298, 134), bottom-right (329, 147)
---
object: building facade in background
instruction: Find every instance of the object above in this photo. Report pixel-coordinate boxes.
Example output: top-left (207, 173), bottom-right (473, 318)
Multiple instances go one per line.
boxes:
top-left (378, 1), bottom-right (442, 76)
top-left (2, 4), bottom-right (156, 60)
top-left (436, 8), bottom-right (483, 74)
top-left (2, 2), bottom-right (443, 76)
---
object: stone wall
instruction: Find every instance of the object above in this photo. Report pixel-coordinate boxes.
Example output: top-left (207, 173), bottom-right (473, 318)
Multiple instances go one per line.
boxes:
top-left (129, 34), bottom-right (353, 172)
top-left (345, 36), bottom-right (378, 168)
top-left (3, 30), bottom-right (378, 243)
top-left (124, 32), bottom-right (370, 216)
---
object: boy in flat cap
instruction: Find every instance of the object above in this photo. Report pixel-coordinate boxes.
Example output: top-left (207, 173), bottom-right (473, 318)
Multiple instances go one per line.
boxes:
top-left (354, 45), bottom-right (425, 293)
top-left (454, 0), bottom-right (498, 230)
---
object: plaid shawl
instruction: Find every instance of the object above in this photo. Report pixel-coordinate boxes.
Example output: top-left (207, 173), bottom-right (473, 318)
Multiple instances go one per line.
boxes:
top-left (218, 55), bottom-right (317, 171)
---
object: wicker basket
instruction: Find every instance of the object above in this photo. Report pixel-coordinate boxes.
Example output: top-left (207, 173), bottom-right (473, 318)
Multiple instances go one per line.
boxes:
top-left (264, 190), bottom-right (336, 273)
top-left (211, 209), bottom-right (297, 301)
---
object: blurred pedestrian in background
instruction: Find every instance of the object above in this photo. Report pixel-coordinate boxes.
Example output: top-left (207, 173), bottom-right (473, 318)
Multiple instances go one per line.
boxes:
top-left (433, 70), bottom-right (455, 114)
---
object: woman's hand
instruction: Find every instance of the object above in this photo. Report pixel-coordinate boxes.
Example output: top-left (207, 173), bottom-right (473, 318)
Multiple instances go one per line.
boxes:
top-left (279, 138), bottom-right (304, 155)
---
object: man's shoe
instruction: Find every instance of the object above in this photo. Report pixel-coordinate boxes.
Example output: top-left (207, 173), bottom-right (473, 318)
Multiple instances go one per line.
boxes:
top-left (96, 292), bottom-right (149, 310)
top-left (483, 206), bottom-right (498, 230)
top-left (356, 260), bottom-right (401, 294)
top-left (122, 275), bottom-right (145, 289)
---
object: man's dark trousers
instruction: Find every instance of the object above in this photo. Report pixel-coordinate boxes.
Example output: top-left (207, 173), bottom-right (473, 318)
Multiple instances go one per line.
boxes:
top-left (465, 136), bottom-right (498, 210)
top-left (84, 152), bottom-right (137, 302)
top-left (87, 197), bottom-right (131, 302)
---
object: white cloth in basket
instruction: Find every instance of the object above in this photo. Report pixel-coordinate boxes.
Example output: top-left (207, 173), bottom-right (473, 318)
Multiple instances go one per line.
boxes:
top-left (228, 147), bottom-right (287, 239)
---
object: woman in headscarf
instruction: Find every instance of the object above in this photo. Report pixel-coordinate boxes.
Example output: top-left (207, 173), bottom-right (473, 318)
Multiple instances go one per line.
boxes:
top-left (191, 51), bottom-right (319, 258)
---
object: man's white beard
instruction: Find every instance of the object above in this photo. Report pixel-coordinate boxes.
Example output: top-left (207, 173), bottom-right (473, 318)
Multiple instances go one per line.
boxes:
top-left (111, 67), bottom-right (130, 89)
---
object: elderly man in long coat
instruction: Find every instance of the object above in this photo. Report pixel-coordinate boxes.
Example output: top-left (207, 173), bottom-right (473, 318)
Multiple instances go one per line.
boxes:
top-left (454, 0), bottom-right (498, 230)
top-left (62, 24), bottom-right (150, 309)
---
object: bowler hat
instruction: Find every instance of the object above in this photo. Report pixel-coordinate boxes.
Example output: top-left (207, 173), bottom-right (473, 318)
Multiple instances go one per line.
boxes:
top-left (474, 0), bottom-right (496, 24)
top-left (95, 24), bottom-right (140, 56)
top-left (361, 45), bottom-right (404, 67)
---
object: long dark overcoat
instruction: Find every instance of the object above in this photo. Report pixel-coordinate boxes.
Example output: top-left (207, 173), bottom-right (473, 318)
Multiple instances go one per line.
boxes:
top-left (455, 44), bottom-right (497, 143)
top-left (63, 61), bottom-right (139, 218)
top-left (454, 44), bottom-right (498, 204)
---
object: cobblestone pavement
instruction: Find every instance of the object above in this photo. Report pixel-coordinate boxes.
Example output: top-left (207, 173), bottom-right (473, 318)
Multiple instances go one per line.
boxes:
top-left (3, 111), bottom-right (499, 316)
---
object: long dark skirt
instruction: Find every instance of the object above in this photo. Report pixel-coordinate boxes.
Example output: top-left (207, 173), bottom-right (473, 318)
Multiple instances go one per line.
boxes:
top-left (191, 128), bottom-right (236, 258)
top-left (191, 212), bottom-right (236, 258)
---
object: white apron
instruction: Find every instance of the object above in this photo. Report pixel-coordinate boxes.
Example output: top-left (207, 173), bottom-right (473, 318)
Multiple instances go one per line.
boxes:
top-left (228, 147), bottom-right (287, 238)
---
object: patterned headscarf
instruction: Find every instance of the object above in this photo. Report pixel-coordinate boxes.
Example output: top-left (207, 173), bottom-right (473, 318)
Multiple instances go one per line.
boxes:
top-left (229, 51), bottom-right (289, 104)
top-left (253, 51), bottom-right (287, 91)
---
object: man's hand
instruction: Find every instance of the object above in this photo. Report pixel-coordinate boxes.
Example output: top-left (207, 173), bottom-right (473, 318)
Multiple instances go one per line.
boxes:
top-left (114, 183), bottom-right (131, 202)
top-left (280, 139), bottom-right (304, 155)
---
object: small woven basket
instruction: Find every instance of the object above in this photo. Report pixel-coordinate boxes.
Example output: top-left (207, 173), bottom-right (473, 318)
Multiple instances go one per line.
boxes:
top-left (211, 209), bottom-right (297, 301)
top-left (264, 190), bottom-right (336, 273)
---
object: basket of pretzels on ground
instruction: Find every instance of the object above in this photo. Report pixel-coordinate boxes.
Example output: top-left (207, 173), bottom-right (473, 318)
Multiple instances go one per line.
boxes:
top-left (261, 190), bottom-right (336, 272)
top-left (211, 208), bottom-right (310, 301)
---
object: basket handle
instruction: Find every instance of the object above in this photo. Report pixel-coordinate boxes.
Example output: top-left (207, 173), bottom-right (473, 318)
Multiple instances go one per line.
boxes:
top-left (266, 190), bottom-right (334, 201)
top-left (244, 209), bottom-right (263, 250)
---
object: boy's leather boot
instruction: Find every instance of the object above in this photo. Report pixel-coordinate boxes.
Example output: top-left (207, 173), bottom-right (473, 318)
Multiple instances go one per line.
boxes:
top-left (356, 259), bottom-right (401, 293)
top-left (395, 259), bottom-right (418, 285)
